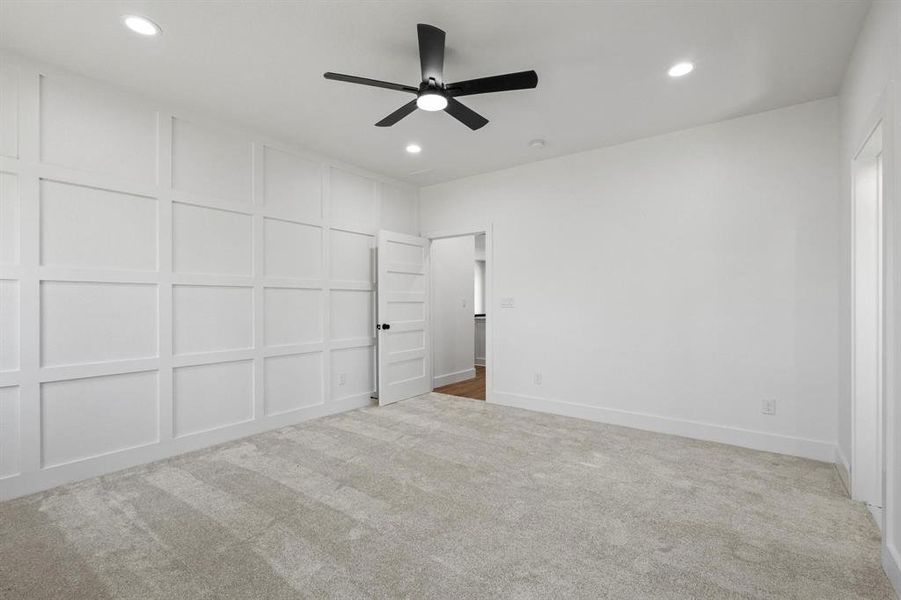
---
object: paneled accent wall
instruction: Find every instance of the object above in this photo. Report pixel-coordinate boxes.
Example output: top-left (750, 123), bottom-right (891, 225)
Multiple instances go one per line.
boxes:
top-left (0, 54), bottom-right (418, 500)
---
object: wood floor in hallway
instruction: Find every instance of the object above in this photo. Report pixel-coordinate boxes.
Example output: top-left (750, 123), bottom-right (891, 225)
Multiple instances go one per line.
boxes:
top-left (433, 366), bottom-right (485, 400)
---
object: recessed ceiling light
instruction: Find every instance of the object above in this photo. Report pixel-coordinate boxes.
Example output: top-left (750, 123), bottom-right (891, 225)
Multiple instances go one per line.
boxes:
top-left (668, 62), bottom-right (694, 77)
top-left (406, 143), bottom-right (422, 154)
top-left (529, 139), bottom-right (546, 150)
top-left (416, 94), bottom-right (448, 112)
top-left (123, 15), bottom-right (161, 36)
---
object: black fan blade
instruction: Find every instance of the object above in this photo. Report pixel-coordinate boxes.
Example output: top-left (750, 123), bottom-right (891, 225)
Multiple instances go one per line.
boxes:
top-left (446, 70), bottom-right (538, 97)
top-left (375, 100), bottom-right (418, 127)
top-left (444, 98), bottom-right (488, 130)
top-left (324, 72), bottom-right (418, 94)
top-left (417, 24), bottom-right (446, 83)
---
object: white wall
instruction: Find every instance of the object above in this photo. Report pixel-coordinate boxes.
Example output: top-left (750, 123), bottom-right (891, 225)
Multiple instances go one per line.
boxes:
top-left (421, 98), bottom-right (841, 462)
top-left (838, 1), bottom-right (901, 593)
top-left (0, 53), bottom-right (418, 500)
top-left (474, 259), bottom-right (486, 315)
top-left (838, 0), bottom-right (900, 475)
top-left (430, 236), bottom-right (475, 387)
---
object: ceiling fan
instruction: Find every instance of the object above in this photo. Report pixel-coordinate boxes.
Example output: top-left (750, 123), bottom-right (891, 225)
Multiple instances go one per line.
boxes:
top-left (324, 24), bottom-right (538, 130)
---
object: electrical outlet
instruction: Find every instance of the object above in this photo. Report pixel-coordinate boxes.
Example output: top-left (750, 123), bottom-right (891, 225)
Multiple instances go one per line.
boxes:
top-left (533, 372), bottom-right (542, 385)
top-left (339, 373), bottom-right (347, 386)
top-left (501, 297), bottom-right (515, 308)
top-left (762, 399), bottom-right (776, 415)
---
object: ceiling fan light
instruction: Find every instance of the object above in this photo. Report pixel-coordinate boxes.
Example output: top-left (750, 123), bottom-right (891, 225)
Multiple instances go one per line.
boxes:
top-left (416, 93), bottom-right (448, 112)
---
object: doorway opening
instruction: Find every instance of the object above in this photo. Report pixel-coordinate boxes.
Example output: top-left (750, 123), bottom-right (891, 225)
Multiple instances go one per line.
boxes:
top-left (852, 121), bottom-right (884, 529)
top-left (430, 232), bottom-right (489, 401)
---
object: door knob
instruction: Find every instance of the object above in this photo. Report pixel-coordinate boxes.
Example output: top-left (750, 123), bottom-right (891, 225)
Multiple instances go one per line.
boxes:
top-left (378, 323), bottom-right (391, 330)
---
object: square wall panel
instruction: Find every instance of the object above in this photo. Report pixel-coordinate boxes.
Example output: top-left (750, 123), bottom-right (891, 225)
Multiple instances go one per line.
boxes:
top-left (330, 290), bottom-right (372, 341)
top-left (0, 386), bottom-right (19, 477)
top-left (41, 281), bottom-right (158, 367)
top-left (264, 352), bottom-right (323, 416)
top-left (263, 287), bottom-right (322, 347)
top-left (173, 285), bottom-right (253, 355)
top-left (173, 203), bottom-right (252, 276)
top-left (40, 180), bottom-right (157, 271)
top-left (380, 183), bottom-right (418, 235)
top-left (0, 280), bottom-right (19, 372)
top-left (0, 172), bottom-right (19, 265)
top-left (40, 75), bottom-right (157, 185)
top-left (41, 371), bottom-right (159, 468)
top-left (174, 360), bottom-right (253, 437)
top-left (329, 168), bottom-right (376, 230)
top-left (0, 65), bottom-right (18, 159)
top-left (263, 146), bottom-right (321, 221)
top-left (263, 218), bottom-right (322, 280)
top-left (330, 346), bottom-right (373, 401)
top-left (329, 230), bottom-right (372, 284)
top-left (172, 118), bottom-right (251, 204)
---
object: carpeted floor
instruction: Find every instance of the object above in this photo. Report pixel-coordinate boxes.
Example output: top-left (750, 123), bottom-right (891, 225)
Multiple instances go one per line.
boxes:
top-left (0, 393), bottom-right (894, 599)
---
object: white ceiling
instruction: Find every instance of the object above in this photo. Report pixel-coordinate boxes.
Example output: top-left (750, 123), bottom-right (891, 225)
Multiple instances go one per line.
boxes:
top-left (0, 0), bottom-right (870, 186)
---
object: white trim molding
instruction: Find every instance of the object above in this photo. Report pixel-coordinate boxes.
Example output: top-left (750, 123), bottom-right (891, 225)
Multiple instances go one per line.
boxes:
top-left (491, 391), bottom-right (837, 463)
top-left (884, 544), bottom-right (901, 600)
top-left (835, 444), bottom-right (852, 496)
top-left (0, 51), bottom-right (418, 502)
top-left (423, 224), bottom-right (494, 404)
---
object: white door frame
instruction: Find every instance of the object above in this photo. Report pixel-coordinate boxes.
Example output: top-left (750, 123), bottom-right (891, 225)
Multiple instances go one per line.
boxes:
top-left (849, 84), bottom-right (896, 543)
top-left (422, 224), bottom-right (494, 402)
top-left (851, 118), bottom-right (885, 524)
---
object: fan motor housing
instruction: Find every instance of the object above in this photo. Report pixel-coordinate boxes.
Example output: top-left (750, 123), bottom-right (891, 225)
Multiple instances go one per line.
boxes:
top-left (418, 79), bottom-right (444, 97)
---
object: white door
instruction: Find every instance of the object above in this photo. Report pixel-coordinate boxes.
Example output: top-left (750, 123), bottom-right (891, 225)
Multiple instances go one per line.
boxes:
top-left (376, 231), bottom-right (431, 406)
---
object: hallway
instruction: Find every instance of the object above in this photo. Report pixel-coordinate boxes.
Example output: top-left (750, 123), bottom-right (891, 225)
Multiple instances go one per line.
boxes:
top-left (434, 366), bottom-right (485, 400)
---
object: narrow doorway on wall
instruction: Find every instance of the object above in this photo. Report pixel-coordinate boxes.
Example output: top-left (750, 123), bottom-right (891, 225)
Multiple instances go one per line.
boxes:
top-left (852, 122), bottom-right (884, 529)
top-left (431, 234), bottom-right (487, 401)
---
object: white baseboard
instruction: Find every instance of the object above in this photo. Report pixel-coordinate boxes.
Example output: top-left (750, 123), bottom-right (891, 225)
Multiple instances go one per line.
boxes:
top-left (0, 393), bottom-right (374, 502)
top-left (490, 391), bottom-right (836, 462)
top-left (869, 505), bottom-right (885, 532)
top-left (884, 544), bottom-right (901, 600)
top-left (834, 445), bottom-right (851, 496)
top-left (475, 358), bottom-right (486, 367)
top-left (433, 368), bottom-right (476, 388)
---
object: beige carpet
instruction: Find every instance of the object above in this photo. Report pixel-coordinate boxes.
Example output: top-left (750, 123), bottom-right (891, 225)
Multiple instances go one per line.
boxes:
top-left (0, 393), bottom-right (894, 599)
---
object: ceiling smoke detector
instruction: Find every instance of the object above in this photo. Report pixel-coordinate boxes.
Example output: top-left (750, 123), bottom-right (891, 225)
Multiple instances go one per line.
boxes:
top-left (668, 61), bottom-right (694, 77)
top-left (123, 15), bottom-right (161, 36)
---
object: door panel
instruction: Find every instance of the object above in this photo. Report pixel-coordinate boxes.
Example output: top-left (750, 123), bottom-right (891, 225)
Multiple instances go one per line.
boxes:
top-left (377, 231), bottom-right (431, 405)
